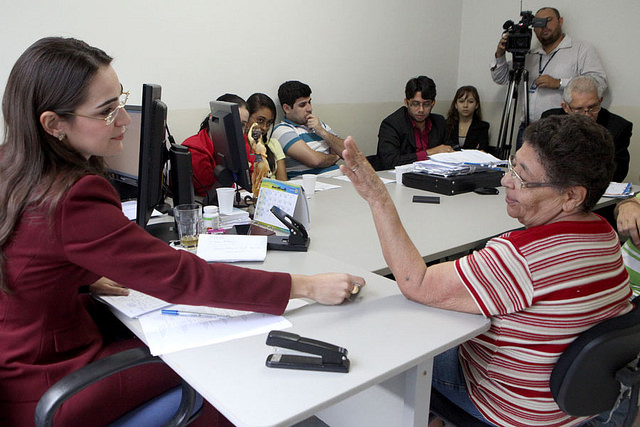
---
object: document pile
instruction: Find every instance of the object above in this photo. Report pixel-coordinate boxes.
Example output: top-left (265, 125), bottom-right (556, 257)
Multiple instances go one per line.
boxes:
top-left (603, 182), bottom-right (633, 198)
top-left (219, 207), bottom-right (250, 229)
top-left (413, 150), bottom-right (506, 177)
top-left (98, 289), bottom-right (302, 355)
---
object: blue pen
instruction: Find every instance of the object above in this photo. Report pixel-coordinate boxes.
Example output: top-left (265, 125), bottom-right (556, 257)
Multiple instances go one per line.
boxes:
top-left (161, 309), bottom-right (230, 319)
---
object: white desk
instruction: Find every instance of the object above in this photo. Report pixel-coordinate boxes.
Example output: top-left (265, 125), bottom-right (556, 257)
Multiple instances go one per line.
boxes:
top-left (115, 250), bottom-right (489, 427)
top-left (307, 172), bottom-right (521, 275)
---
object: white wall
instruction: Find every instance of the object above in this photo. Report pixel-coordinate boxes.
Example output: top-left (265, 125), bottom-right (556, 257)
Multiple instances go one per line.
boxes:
top-left (459, 0), bottom-right (640, 182)
top-left (0, 0), bottom-right (462, 154)
top-left (1, 0), bottom-right (638, 181)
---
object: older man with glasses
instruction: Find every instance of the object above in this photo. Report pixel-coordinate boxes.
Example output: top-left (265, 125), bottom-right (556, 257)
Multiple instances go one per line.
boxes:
top-left (542, 75), bottom-right (633, 183)
top-left (375, 75), bottom-right (455, 170)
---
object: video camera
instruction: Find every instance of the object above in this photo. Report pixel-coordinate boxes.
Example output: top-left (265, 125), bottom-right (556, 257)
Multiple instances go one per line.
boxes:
top-left (503, 11), bottom-right (548, 57)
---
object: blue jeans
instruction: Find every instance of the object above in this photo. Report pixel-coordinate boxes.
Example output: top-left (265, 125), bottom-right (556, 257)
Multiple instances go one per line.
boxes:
top-left (431, 346), bottom-right (494, 425)
top-left (579, 397), bottom-right (632, 426)
top-left (433, 347), bottom-right (632, 427)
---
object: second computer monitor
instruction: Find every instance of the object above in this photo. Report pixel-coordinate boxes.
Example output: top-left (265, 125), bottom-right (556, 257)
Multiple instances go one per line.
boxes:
top-left (209, 100), bottom-right (252, 193)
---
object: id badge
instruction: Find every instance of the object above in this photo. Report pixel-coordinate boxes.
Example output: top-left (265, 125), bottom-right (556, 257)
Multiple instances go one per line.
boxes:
top-left (529, 81), bottom-right (538, 93)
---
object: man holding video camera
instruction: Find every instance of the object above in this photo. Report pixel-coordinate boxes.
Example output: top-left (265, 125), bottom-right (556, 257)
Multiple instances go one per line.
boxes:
top-left (490, 7), bottom-right (607, 148)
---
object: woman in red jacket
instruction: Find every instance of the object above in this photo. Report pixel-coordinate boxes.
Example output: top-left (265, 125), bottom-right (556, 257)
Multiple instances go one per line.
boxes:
top-left (0, 37), bottom-right (364, 427)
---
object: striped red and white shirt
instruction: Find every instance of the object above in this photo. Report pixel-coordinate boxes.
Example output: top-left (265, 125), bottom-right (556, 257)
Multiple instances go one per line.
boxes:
top-left (454, 217), bottom-right (632, 427)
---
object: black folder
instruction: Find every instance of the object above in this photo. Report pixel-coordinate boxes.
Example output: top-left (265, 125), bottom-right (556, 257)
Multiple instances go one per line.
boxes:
top-left (402, 170), bottom-right (504, 196)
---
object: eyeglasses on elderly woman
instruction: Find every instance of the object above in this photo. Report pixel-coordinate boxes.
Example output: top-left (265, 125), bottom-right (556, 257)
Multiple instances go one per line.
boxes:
top-left (507, 155), bottom-right (563, 190)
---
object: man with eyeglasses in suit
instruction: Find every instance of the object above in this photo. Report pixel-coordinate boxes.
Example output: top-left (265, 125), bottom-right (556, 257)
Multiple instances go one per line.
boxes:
top-left (542, 74), bottom-right (632, 183)
top-left (375, 75), bottom-right (455, 170)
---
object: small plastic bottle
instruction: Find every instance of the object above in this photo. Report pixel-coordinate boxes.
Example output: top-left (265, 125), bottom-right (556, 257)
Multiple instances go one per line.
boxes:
top-left (202, 205), bottom-right (220, 233)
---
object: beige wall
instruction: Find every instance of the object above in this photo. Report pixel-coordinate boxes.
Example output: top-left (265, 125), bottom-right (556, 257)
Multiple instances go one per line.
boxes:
top-left (2, 0), bottom-right (638, 183)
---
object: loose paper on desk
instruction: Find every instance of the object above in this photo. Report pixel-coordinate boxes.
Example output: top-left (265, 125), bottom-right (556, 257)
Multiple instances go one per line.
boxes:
top-left (137, 299), bottom-right (308, 355)
top-left (138, 310), bottom-right (291, 355)
top-left (99, 287), bottom-right (309, 320)
top-left (196, 234), bottom-right (267, 262)
top-left (289, 178), bottom-right (341, 192)
top-left (96, 289), bottom-right (170, 318)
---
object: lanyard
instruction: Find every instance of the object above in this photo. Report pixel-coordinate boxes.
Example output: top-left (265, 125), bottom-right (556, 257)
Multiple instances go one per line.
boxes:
top-left (538, 50), bottom-right (559, 75)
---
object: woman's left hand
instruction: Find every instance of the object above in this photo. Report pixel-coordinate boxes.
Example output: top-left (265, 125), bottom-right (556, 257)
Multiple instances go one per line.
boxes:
top-left (89, 277), bottom-right (129, 296)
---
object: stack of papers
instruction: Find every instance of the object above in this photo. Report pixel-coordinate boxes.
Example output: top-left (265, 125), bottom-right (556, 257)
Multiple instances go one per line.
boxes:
top-left (413, 160), bottom-right (475, 177)
top-left (413, 149), bottom-right (506, 177)
top-left (429, 149), bottom-right (506, 166)
top-left (220, 207), bottom-right (250, 229)
top-left (604, 182), bottom-right (633, 198)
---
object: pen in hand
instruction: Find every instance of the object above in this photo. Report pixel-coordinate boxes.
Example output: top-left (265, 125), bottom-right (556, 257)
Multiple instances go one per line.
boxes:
top-left (161, 309), bottom-right (231, 319)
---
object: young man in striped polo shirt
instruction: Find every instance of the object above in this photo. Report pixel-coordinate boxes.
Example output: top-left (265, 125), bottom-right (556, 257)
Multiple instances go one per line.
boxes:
top-left (273, 80), bottom-right (345, 178)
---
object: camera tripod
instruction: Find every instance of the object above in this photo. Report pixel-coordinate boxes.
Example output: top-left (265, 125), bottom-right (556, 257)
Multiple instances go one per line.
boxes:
top-left (495, 61), bottom-right (530, 160)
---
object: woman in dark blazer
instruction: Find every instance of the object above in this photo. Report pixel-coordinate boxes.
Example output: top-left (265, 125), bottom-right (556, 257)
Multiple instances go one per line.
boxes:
top-left (445, 86), bottom-right (490, 151)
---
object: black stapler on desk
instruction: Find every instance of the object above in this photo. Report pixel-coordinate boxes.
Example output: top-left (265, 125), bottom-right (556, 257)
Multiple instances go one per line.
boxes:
top-left (265, 330), bottom-right (350, 373)
top-left (266, 205), bottom-right (310, 252)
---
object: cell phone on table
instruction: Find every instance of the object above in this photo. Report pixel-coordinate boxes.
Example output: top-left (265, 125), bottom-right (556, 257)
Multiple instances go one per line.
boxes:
top-left (412, 195), bottom-right (440, 204)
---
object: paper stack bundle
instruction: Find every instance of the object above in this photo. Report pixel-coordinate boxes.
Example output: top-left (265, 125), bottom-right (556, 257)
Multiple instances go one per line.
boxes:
top-left (219, 207), bottom-right (250, 229)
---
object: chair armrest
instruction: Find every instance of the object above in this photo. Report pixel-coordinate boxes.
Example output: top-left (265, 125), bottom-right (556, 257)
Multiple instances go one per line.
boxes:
top-left (35, 347), bottom-right (197, 427)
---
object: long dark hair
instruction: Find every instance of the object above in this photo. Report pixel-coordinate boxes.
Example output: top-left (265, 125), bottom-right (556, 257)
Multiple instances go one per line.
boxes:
top-left (445, 86), bottom-right (483, 139)
top-left (246, 93), bottom-right (277, 171)
top-left (0, 37), bottom-right (112, 292)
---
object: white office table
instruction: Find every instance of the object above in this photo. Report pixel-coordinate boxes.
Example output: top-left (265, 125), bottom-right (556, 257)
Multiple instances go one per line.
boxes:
top-left (115, 250), bottom-right (489, 427)
top-left (306, 172), bottom-right (520, 275)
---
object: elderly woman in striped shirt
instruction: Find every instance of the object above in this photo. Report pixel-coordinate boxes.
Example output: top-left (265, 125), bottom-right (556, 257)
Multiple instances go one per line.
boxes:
top-left (340, 114), bottom-right (632, 427)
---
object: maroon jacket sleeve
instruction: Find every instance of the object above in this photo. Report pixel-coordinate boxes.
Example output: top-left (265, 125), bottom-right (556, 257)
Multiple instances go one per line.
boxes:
top-left (58, 175), bottom-right (291, 315)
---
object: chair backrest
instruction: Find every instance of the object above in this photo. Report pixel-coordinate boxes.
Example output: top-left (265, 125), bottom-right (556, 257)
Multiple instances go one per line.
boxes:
top-left (551, 297), bottom-right (640, 416)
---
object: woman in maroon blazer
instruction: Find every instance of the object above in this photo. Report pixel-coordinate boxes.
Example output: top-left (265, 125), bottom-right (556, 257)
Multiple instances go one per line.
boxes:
top-left (0, 37), bottom-right (364, 426)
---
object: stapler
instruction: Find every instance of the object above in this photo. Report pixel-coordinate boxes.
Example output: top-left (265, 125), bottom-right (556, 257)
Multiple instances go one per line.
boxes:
top-left (266, 205), bottom-right (310, 252)
top-left (265, 330), bottom-right (350, 373)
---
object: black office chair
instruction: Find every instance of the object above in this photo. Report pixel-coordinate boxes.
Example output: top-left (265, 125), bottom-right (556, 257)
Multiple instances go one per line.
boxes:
top-left (430, 296), bottom-right (640, 427)
top-left (551, 296), bottom-right (640, 427)
top-left (35, 346), bottom-right (203, 427)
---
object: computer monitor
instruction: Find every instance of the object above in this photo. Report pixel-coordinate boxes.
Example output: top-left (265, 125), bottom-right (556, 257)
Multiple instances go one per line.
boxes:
top-left (105, 105), bottom-right (142, 200)
top-left (134, 84), bottom-right (195, 241)
top-left (209, 100), bottom-right (252, 193)
top-left (135, 83), bottom-right (182, 242)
